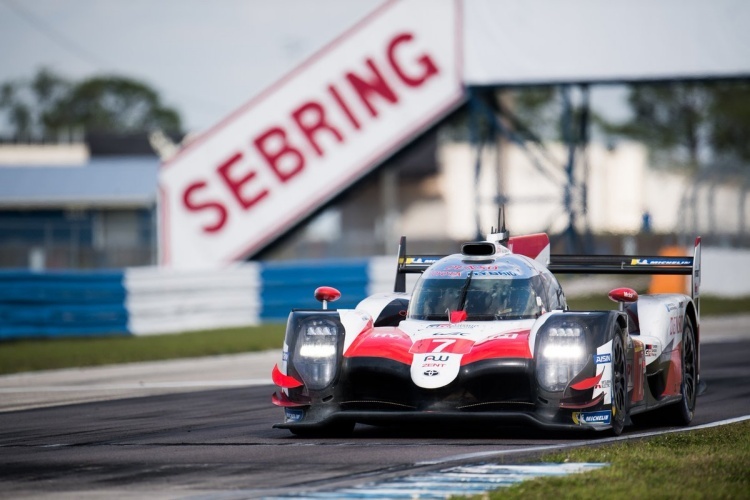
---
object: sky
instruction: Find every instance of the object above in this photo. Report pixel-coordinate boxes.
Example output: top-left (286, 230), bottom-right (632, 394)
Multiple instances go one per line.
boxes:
top-left (0, 0), bottom-right (639, 136)
top-left (2, 0), bottom-right (750, 138)
top-left (0, 0), bottom-right (381, 133)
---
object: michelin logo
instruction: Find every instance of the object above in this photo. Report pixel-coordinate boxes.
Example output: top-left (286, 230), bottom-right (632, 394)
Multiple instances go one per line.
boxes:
top-left (631, 258), bottom-right (691, 266)
top-left (285, 409), bottom-right (304, 422)
top-left (573, 410), bottom-right (612, 425)
top-left (595, 353), bottom-right (612, 364)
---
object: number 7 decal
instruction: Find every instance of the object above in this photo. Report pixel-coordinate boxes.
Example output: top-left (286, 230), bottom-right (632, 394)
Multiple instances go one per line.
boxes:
top-left (431, 339), bottom-right (456, 352)
top-left (409, 338), bottom-right (474, 354)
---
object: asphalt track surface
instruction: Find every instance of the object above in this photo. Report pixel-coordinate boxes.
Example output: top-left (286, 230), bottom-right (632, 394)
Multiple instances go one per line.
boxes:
top-left (1, 323), bottom-right (749, 498)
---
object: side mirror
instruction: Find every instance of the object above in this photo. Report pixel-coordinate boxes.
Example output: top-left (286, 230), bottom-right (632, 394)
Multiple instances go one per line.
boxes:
top-left (608, 287), bottom-right (638, 311)
top-left (314, 286), bottom-right (341, 310)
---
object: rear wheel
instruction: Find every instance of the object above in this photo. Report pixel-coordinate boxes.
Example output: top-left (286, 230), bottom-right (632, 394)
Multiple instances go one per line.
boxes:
top-left (663, 316), bottom-right (697, 425)
top-left (610, 328), bottom-right (628, 436)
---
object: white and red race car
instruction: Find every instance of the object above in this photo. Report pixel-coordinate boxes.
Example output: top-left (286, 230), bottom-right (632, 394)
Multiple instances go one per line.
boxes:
top-left (272, 221), bottom-right (701, 436)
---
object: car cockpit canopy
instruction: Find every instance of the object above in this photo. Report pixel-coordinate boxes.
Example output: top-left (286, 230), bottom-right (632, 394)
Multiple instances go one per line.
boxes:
top-left (406, 253), bottom-right (559, 321)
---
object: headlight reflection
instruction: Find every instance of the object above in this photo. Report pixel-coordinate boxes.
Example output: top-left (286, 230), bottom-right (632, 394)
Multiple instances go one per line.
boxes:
top-left (537, 322), bottom-right (588, 392)
top-left (293, 319), bottom-right (340, 390)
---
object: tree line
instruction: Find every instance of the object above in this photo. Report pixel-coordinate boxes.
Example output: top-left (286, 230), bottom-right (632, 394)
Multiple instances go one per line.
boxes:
top-left (0, 68), bottom-right (182, 140)
top-left (511, 80), bottom-right (750, 172)
top-left (2, 68), bottom-right (749, 173)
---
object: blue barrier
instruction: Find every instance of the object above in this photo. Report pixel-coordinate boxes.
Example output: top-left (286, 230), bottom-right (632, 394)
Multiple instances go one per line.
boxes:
top-left (0, 270), bottom-right (129, 340)
top-left (0, 258), bottom-right (376, 339)
top-left (260, 259), bottom-right (370, 321)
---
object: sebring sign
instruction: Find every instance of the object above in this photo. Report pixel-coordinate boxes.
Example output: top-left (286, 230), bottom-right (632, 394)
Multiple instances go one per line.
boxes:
top-left (159, 0), bottom-right (463, 268)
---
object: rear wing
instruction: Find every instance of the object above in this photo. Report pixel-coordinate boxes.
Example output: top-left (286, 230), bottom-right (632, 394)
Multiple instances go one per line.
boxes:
top-left (549, 236), bottom-right (701, 299)
top-left (393, 236), bottom-right (442, 293)
top-left (393, 236), bottom-right (702, 307)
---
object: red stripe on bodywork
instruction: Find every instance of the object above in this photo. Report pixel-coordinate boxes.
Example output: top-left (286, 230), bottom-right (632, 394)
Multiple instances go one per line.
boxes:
top-left (272, 364), bottom-right (303, 388)
top-left (271, 391), bottom-right (308, 407)
top-left (631, 339), bottom-right (645, 403)
top-left (460, 330), bottom-right (532, 365)
top-left (344, 327), bottom-right (413, 365)
top-left (508, 233), bottom-right (549, 260)
top-left (410, 338), bottom-right (474, 354)
top-left (560, 392), bottom-right (604, 409)
top-left (571, 370), bottom-right (603, 391)
top-left (662, 345), bottom-right (683, 397)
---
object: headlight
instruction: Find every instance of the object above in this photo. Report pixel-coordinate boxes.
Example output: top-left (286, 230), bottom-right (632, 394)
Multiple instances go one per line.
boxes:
top-left (537, 324), bottom-right (588, 392)
top-left (293, 319), bottom-right (340, 390)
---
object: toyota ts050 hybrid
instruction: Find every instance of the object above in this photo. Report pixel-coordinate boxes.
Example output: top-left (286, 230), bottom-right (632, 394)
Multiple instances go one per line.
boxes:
top-left (271, 219), bottom-right (701, 436)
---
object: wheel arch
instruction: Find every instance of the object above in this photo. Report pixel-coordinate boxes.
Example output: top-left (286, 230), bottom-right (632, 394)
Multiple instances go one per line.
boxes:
top-left (684, 300), bottom-right (700, 379)
top-left (614, 313), bottom-right (628, 338)
top-left (684, 300), bottom-right (699, 346)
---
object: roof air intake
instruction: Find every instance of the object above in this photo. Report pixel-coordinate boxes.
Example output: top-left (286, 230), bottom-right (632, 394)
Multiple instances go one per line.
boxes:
top-left (461, 242), bottom-right (495, 256)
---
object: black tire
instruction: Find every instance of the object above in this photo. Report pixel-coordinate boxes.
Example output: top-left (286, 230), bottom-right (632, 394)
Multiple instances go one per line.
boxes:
top-left (610, 328), bottom-right (628, 436)
top-left (663, 315), bottom-right (697, 426)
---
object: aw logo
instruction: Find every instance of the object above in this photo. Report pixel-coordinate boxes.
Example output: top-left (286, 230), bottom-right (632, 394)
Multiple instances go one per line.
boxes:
top-left (424, 355), bottom-right (450, 362)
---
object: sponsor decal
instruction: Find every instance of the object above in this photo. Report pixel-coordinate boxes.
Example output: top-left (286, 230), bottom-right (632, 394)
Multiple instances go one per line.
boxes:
top-left (595, 353), bottom-right (612, 364)
top-left (424, 355), bottom-right (450, 362)
top-left (282, 350), bottom-right (289, 361)
top-left (470, 270), bottom-right (521, 277)
top-left (407, 257), bottom-right (441, 265)
top-left (444, 264), bottom-right (500, 270)
top-left (665, 303), bottom-right (677, 312)
top-left (284, 408), bottom-right (304, 422)
top-left (429, 270), bottom-right (462, 277)
top-left (645, 344), bottom-right (657, 357)
top-left (410, 338), bottom-right (475, 354)
top-left (427, 324), bottom-right (477, 329)
top-left (595, 380), bottom-right (612, 389)
top-left (432, 331), bottom-right (470, 336)
top-left (439, 264), bottom-right (523, 274)
top-left (669, 315), bottom-right (683, 336)
top-left (422, 363), bottom-right (445, 368)
top-left (423, 370), bottom-right (440, 377)
top-left (428, 265), bottom-right (523, 278)
top-left (372, 332), bottom-right (403, 339)
top-left (630, 258), bottom-right (692, 266)
top-left (572, 410), bottom-right (612, 425)
top-left (485, 333), bottom-right (519, 340)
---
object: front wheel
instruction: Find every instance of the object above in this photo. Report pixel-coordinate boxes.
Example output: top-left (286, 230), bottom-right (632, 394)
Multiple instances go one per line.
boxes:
top-left (663, 316), bottom-right (697, 425)
top-left (610, 328), bottom-right (628, 436)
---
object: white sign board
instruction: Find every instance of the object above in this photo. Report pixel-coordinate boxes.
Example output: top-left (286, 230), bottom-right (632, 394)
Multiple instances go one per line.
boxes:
top-left (159, 0), bottom-right (463, 268)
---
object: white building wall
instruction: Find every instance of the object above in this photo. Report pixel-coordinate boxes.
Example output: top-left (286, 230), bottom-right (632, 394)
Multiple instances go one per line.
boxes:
top-left (419, 141), bottom-right (750, 240)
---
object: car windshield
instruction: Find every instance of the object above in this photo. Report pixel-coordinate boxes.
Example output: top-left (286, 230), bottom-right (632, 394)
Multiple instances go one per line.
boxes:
top-left (408, 275), bottom-right (545, 321)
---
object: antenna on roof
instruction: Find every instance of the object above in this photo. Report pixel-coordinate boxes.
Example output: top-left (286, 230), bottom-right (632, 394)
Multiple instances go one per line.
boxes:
top-left (490, 206), bottom-right (510, 246)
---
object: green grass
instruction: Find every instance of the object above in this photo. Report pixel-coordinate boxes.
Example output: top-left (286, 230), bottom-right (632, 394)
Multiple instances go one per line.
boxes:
top-left (0, 295), bottom-right (747, 375)
top-left (478, 420), bottom-right (750, 499)
top-left (0, 324), bottom-right (285, 375)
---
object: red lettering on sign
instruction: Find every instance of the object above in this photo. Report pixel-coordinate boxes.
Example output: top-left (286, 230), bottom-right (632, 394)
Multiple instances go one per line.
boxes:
top-left (346, 59), bottom-right (399, 118)
top-left (388, 32), bottom-right (439, 87)
top-left (253, 127), bottom-right (305, 183)
top-left (291, 100), bottom-right (344, 157)
top-left (328, 84), bottom-right (361, 131)
top-left (177, 30), bottom-right (445, 237)
top-left (216, 152), bottom-right (269, 210)
top-left (182, 181), bottom-right (228, 233)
